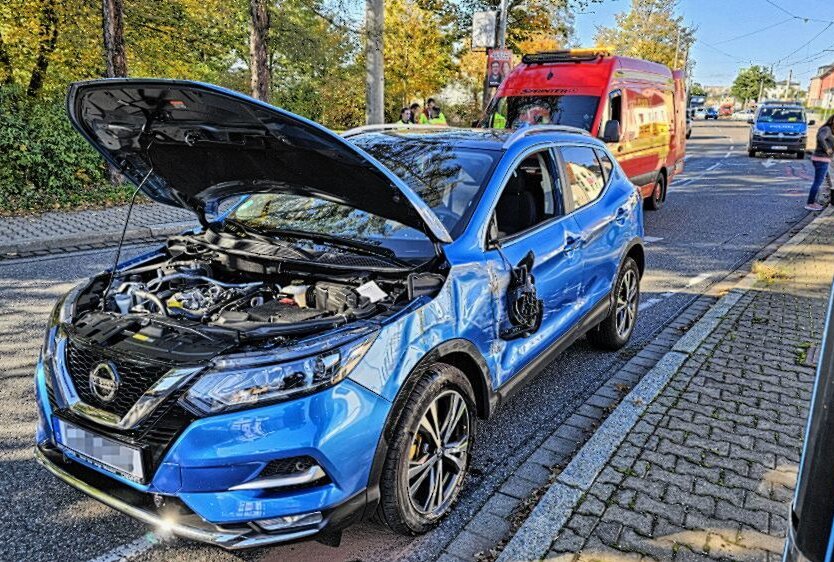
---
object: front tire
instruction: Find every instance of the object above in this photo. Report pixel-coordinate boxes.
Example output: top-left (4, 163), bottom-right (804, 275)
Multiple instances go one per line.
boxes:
top-left (748, 148), bottom-right (757, 157)
top-left (796, 151), bottom-right (805, 160)
top-left (375, 363), bottom-right (476, 535)
top-left (587, 257), bottom-right (640, 350)
top-left (644, 174), bottom-right (665, 211)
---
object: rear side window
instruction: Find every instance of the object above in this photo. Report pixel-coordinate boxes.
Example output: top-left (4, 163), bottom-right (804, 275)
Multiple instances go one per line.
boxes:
top-left (561, 146), bottom-right (605, 209)
top-left (594, 149), bottom-right (614, 182)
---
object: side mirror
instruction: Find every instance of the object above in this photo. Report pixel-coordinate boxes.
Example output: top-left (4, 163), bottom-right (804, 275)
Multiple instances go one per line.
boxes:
top-left (747, 118), bottom-right (754, 125)
top-left (602, 119), bottom-right (621, 143)
top-left (472, 119), bottom-right (480, 128)
top-left (809, 119), bottom-right (816, 126)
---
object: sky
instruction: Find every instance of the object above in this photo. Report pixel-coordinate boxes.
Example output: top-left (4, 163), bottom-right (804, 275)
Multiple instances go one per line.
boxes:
top-left (573, 0), bottom-right (834, 87)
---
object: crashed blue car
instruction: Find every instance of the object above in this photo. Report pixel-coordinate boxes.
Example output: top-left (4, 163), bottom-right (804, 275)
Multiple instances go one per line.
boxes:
top-left (34, 79), bottom-right (644, 549)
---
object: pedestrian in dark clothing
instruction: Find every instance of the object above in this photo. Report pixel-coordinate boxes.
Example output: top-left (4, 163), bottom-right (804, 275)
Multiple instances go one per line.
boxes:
top-left (807, 115), bottom-right (834, 211)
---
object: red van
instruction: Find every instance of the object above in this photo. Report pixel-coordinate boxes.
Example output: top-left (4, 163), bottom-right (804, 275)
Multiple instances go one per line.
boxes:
top-left (481, 49), bottom-right (686, 210)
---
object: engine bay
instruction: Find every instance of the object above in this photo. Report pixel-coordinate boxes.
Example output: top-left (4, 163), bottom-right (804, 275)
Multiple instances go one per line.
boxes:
top-left (70, 232), bottom-right (446, 346)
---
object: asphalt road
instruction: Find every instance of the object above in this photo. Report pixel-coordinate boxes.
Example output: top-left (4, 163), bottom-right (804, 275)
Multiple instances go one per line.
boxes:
top-left (0, 121), bottom-right (818, 562)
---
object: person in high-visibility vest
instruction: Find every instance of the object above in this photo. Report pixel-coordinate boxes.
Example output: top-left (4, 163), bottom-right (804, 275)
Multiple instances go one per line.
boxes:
top-left (409, 103), bottom-right (421, 124)
top-left (419, 98), bottom-right (447, 125)
top-left (428, 106), bottom-right (447, 125)
top-left (398, 107), bottom-right (412, 125)
top-left (492, 112), bottom-right (507, 129)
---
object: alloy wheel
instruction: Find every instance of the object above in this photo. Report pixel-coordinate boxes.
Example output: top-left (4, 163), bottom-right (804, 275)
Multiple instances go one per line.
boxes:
top-left (616, 268), bottom-right (638, 337)
top-left (406, 390), bottom-right (470, 517)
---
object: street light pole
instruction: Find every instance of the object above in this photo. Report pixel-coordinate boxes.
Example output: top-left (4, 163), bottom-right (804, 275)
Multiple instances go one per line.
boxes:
top-left (364, 0), bottom-right (384, 125)
top-left (497, 0), bottom-right (508, 49)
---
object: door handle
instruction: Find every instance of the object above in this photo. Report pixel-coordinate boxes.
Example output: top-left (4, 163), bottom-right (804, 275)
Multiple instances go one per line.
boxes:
top-left (565, 235), bottom-right (581, 252)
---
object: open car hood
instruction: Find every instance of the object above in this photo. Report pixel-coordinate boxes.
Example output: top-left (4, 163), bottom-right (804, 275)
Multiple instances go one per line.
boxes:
top-left (67, 79), bottom-right (452, 243)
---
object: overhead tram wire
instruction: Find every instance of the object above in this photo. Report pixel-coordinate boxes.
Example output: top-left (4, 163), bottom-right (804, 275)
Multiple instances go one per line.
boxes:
top-left (771, 22), bottom-right (834, 71)
top-left (763, 0), bottom-right (834, 25)
top-left (712, 17), bottom-right (793, 46)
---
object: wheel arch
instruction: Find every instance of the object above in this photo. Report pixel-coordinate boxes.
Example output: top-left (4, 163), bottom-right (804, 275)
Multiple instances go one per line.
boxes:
top-left (363, 339), bottom-right (493, 516)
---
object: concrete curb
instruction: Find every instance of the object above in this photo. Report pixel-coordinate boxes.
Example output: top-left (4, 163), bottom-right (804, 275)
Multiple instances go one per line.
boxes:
top-left (496, 205), bottom-right (834, 562)
top-left (0, 222), bottom-right (194, 255)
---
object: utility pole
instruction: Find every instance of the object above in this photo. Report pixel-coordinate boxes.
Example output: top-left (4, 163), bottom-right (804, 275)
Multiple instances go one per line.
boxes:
top-left (673, 27), bottom-right (681, 69)
top-left (497, 0), bottom-right (508, 48)
top-left (364, 0), bottom-right (384, 125)
top-left (787, 68), bottom-right (793, 100)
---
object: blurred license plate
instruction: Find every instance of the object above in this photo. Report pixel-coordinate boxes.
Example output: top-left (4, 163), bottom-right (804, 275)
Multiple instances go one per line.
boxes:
top-left (53, 418), bottom-right (144, 482)
top-left (772, 145), bottom-right (788, 150)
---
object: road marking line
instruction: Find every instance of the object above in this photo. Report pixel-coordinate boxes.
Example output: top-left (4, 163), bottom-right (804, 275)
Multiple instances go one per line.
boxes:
top-left (706, 162), bottom-right (721, 172)
top-left (662, 291), bottom-right (676, 298)
top-left (639, 298), bottom-right (664, 312)
top-left (643, 236), bottom-right (664, 243)
top-left (87, 532), bottom-right (162, 562)
top-left (686, 273), bottom-right (712, 287)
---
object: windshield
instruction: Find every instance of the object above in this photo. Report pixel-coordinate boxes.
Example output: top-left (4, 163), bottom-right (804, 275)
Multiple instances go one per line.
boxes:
top-left (227, 193), bottom-right (437, 261)
top-left (352, 136), bottom-right (500, 237)
top-left (486, 95), bottom-right (600, 131)
top-left (225, 138), bottom-right (499, 259)
top-left (757, 107), bottom-right (805, 123)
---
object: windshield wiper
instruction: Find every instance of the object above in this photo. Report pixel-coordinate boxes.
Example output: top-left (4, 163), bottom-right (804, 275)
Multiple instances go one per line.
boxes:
top-left (221, 220), bottom-right (408, 266)
top-left (265, 227), bottom-right (405, 262)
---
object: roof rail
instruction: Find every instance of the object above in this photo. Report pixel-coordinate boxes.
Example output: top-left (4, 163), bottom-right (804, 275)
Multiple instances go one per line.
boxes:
top-left (341, 124), bottom-right (445, 138)
top-left (501, 125), bottom-right (591, 149)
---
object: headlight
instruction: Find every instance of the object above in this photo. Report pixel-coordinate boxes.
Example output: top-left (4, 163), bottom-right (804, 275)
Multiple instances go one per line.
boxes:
top-left (183, 332), bottom-right (378, 414)
top-left (752, 127), bottom-right (764, 136)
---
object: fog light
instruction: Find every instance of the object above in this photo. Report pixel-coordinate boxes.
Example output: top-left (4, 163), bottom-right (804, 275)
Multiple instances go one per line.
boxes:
top-left (257, 511), bottom-right (323, 532)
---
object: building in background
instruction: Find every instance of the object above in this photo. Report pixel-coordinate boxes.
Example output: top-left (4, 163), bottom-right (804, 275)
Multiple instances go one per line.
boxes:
top-left (764, 79), bottom-right (804, 103)
top-left (808, 64), bottom-right (834, 109)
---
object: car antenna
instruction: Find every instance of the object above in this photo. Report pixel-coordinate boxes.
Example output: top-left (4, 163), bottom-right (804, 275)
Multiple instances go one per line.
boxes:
top-left (101, 167), bottom-right (154, 309)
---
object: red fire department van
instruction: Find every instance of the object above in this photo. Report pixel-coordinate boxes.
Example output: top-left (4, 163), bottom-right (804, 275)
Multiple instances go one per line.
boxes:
top-left (481, 48), bottom-right (686, 210)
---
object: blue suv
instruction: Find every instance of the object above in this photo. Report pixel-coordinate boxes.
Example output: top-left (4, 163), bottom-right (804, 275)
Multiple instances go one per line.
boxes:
top-left (748, 103), bottom-right (814, 159)
top-left (34, 79), bottom-right (644, 549)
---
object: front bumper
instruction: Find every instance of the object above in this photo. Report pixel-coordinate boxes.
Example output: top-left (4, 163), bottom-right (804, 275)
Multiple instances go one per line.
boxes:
top-left (749, 136), bottom-right (806, 152)
top-left (35, 443), bottom-right (367, 549)
top-left (35, 355), bottom-right (392, 548)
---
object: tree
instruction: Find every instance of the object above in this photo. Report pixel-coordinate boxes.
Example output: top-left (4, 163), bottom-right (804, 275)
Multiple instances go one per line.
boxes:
top-left (594, 0), bottom-right (695, 69)
top-left (384, 0), bottom-right (455, 114)
top-left (731, 65), bottom-right (774, 105)
top-left (249, 0), bottom-right (270, 102)
top-left (102, 0), bottom-right (127, 77)
top-left (26, 0), bottom-right (59, 97)
top-left (689, 82), bottom-right (706, 96)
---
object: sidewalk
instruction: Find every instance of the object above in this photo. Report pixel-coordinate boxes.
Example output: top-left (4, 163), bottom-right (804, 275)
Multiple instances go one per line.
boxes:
top-left (496, 210), bottom-right (834, 562)
top-left (0, 202), bottom-right (195, 256)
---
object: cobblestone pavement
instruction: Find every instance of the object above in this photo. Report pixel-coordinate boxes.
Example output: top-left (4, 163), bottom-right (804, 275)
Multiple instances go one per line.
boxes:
top-left (0, 202), bottom-right (194, 255)
top-left (527, 215), bottom-right (834, 561)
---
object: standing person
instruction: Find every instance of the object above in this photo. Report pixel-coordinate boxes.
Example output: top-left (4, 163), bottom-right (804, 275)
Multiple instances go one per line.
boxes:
top-left (409, 103), bottom-right (421, 124)
top-left (428, 106), bottom-right (448, 125)
top-left (398, 107), bottom-right (411, 124)
top-left (806, 115), bottom-right (834, 211)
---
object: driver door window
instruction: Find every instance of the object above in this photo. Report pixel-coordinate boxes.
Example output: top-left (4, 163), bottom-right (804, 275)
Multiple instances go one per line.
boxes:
top-left (494, 150), bottom-right (562, 238)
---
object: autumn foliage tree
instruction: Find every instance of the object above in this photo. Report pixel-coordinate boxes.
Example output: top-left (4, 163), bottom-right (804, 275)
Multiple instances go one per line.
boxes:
top-left (594, 0), bottom-right (695, 69)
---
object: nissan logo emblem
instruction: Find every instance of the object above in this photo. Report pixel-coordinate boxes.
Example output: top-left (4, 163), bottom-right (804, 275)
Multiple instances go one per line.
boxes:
top-left (89, 362), bottom-right (120, 403)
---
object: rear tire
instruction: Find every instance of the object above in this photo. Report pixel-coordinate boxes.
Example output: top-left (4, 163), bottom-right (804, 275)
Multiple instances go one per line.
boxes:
top-left (375, 363), bottom-right (476, 535)
top-left (644, 174), bottom-right (665, 211)
top-left (748, 149), bottom-right (757, 157)
top-left (796, 151), bottom-right (805, 160)
top-left (587, 257), bottom-right (640, 351)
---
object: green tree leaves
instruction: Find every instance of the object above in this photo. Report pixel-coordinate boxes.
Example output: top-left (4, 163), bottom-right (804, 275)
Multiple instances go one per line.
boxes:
top-left (594, 0), bottom-right (695, 70)
top-left (730, 65), bottom-right (775, 104)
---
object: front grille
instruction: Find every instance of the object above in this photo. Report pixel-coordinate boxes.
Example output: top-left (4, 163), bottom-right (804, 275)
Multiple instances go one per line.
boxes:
top-left (65, 340), bottom-right (172, 417)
